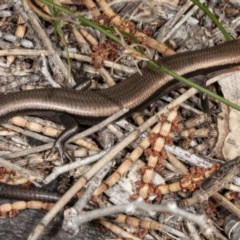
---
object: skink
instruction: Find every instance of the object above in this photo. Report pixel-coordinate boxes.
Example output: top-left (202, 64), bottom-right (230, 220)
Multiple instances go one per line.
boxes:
top-left (0, 40), bottom-right (240, 202)
top-left (0, 39), bottom-right (240, 125)
top-left (0, 182), bottom-right (60, 202)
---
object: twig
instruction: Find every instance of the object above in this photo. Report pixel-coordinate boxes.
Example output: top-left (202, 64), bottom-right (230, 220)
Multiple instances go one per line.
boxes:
top-left (14, 0), bottom-right (74, 85)
top-left (160, 1), bottom-right (200, 42)
top-left (0, 156), bottom-right (42, 186)
top-left (100, 220), bottom-right (141, 240)
top-left (0, 48), bottom-right (137, 74)
top-left (63, 200), bottom-right (208, 230)
top-left (164, 145), bottom-right (212, 168)
top-left (181, 157), bottom-right (240, 206)
top-left (212, 192), bottom-right (240, 219)
top-left (44, 149), bottom-right (109, 184)
top-left (62, 161), bottom-right (112, 234)
top-left (3, 108), bottom-right (128, 160)
top-left (40, 54), bottom-right (61, 88)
